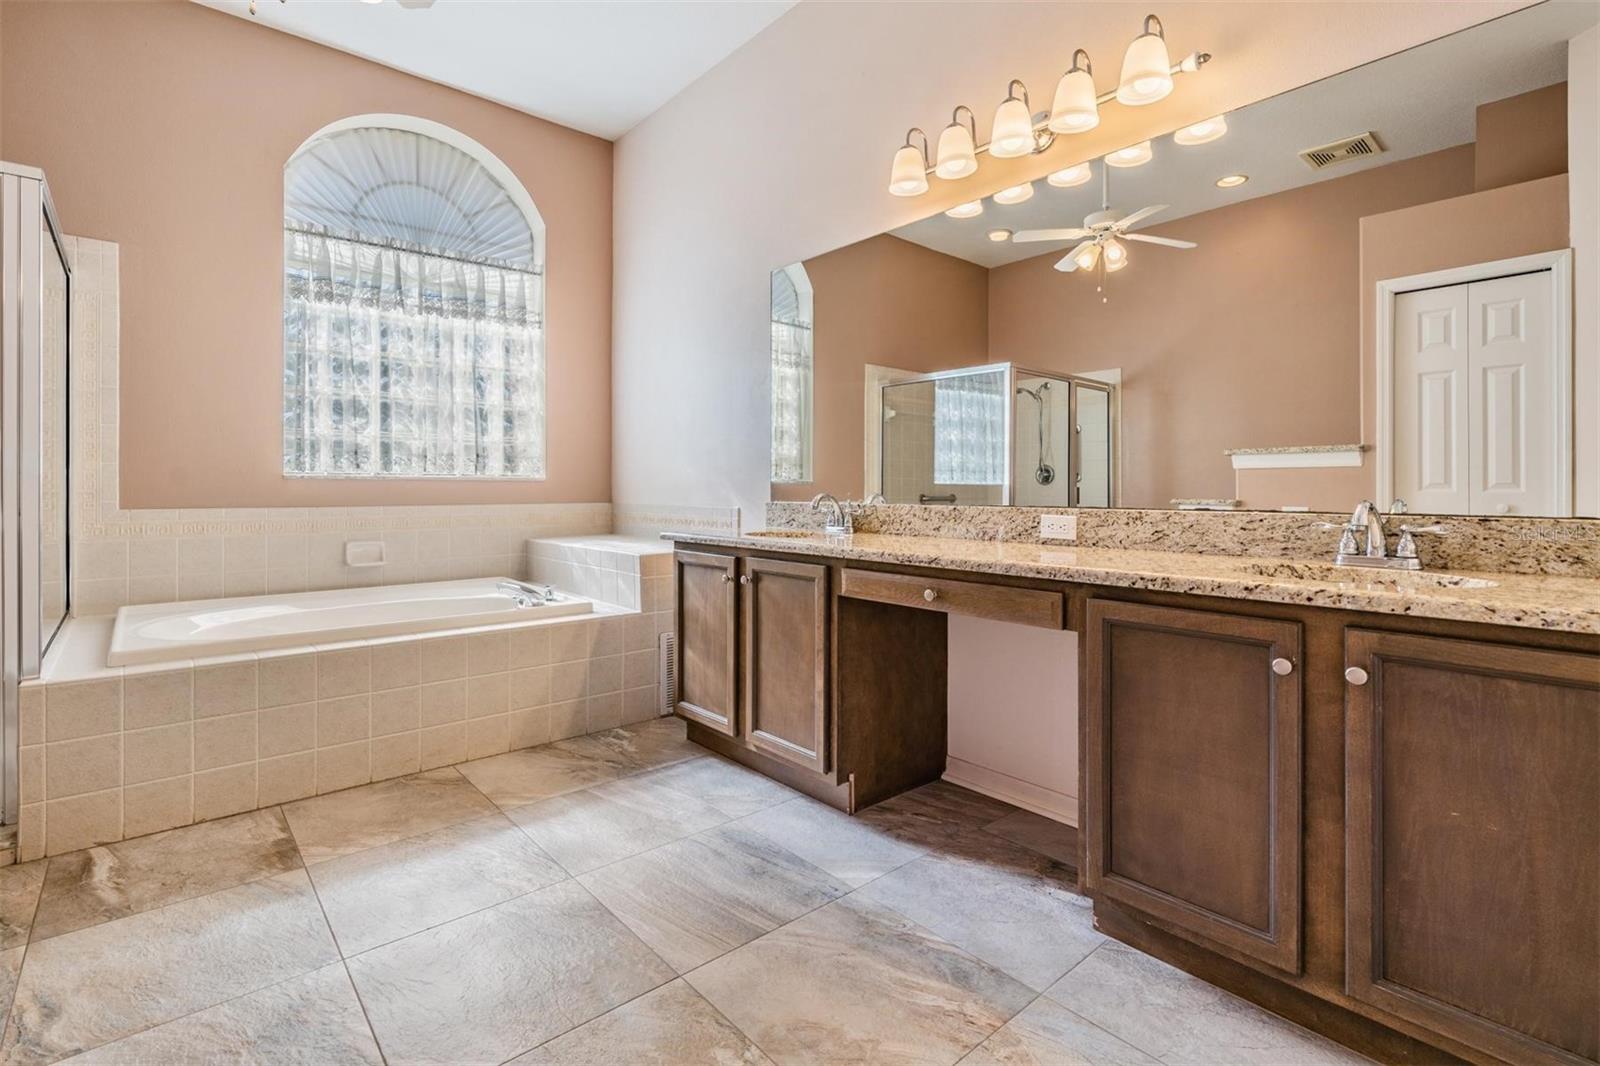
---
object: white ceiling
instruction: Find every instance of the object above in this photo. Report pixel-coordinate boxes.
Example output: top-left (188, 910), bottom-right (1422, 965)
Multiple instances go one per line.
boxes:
top-left (196, 0), bottom-right (798, 140)
top-left (894, 1), bottom-right (1596, 268)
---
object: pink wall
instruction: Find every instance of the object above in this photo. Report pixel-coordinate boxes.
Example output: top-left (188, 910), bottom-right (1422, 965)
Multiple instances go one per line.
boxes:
top-left (0, 1), bottom-right (613, 509)
top-left (988, 146), bottom-right (1476, 507)
top-left (773, 235), bottom-right (988, 501)
top-left (1475, 84), bottom-right (1568, 192)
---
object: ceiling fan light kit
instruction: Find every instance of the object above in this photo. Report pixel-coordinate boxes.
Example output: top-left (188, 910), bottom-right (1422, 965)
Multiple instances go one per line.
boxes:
top-left (1105, 139), bottom-right (1154, 167)
top-left (885, 12), bottom-right (1211, 197)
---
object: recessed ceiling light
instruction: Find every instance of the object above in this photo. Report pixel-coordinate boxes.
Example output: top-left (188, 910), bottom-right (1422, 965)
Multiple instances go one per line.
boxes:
top-left (1174, 115), bottom-right (1227, 145)
top-left (1215, 173), bottom-right (1249, 188)
top-left (945, 200), bottom-right (984, 219)
top-left (993, 183), bottom-right (1035, 205)
top-left (1046, 163), bottom-right (1093, 188)
top-left (988, 228), bottom-right (1014, 242)
top-left (1105, 140), bottom-right (1153, 168)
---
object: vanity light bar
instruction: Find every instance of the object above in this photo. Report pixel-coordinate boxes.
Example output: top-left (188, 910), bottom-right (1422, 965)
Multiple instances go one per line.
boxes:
top-left (888, 13), bottom-right (1211, 196)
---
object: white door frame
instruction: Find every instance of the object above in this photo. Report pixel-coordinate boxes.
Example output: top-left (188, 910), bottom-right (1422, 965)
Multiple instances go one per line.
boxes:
top-left (1376, 249), bottom-right (1573, 515)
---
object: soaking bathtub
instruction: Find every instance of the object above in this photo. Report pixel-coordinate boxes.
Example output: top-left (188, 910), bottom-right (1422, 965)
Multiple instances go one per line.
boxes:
top-left (107, 577), bottom-right (592, 667)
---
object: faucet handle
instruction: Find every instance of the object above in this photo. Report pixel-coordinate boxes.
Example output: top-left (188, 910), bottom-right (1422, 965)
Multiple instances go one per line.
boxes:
top-left (1394, 524), bottom-right (1446, 560)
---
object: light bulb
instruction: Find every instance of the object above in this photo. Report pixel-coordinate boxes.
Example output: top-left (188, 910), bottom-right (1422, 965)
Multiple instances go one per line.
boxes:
top-left (1048, 54), bottom-right (1099, 134)
top-left (935, 116), bottom-right (978, 180)
top-left (1117, 15), bottom-right (1174, 106)
top-left (1215, 173), bottom-right (1249, 188)
top-left (992, 183), bottom-right (1034, 205)
top-left (1047, 163), bottom-right (1093, 188)
top-left (1103, 237), bottom-right (1127, 266)
top-left (1104, 140), bottom-right (1153, 168)
top-left (888, 141), bottom-right (928, 197)
top-left (1072, 243), bottom-right (1101, 271)
top-left (1174, 115), bottom-right (1227, 145)
top-left (988, 229), bottom-right (1013, 242)
top-left (945, 200), bottom-right (983, 219)
top-left (990, 90), bottom-right (1036, 159)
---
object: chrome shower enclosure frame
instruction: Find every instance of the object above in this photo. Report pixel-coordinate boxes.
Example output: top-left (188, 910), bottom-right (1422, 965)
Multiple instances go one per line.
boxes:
top-left (877, 362), bottom-right (1118, 507)
top-left (1, 163), bottom-right (72, 826)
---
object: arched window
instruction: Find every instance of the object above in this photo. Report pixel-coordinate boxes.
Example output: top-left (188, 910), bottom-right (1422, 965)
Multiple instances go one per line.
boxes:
top-left (770, 262), bottom-right (813, 482)
top-left (283, 116), bottom-right (546, 479)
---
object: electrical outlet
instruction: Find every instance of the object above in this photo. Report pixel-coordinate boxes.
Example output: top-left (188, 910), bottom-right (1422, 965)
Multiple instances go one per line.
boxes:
top-left (1040, 514), bottom-right (1077, 541)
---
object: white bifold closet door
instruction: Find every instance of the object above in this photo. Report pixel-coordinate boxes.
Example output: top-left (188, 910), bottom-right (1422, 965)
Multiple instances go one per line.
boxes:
top-left (1392, 270), bottom-right (1558, 516)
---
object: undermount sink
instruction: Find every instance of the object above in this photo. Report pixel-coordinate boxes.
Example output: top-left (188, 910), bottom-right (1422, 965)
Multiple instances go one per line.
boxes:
top-left (1239, 561), bottom-right (1499, 590)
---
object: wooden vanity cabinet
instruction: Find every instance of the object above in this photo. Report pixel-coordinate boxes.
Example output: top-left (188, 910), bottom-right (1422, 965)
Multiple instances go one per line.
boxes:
top-left (1083, 599), bottom-right (1304, 975)
top-left (1343, 629), bottom-right (1600, 1066)
top-left (741, 555), bottom-right (829, 773)
top-left (674, 550), bottom-right (738, 736)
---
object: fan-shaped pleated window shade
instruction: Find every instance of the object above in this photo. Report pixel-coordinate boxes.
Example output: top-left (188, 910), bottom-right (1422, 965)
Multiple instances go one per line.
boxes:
top-left (283, 121), bottom-right (547, 480)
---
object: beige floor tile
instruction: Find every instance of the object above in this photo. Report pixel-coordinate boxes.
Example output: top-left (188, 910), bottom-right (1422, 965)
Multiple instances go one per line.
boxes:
top-left (734, 795), bottom-right (924, 888)
top-left (0, 863), bottom-right (45, 950)
top-left (553, 717), bottom-right (700, 775)
top-left (580, 824), bottom-right (848, 973)
top-left (1044, 943), bottom-right (1370, 1066)
top-left (56, 964), bottom-right (383, 1065)
top-left (856, 833), bottom-right (1101, 991)
top-left (308, 814), bottom-right (566, 955)
top-left (638, 755), bottom-right (796, 819)
top-left (507, 766), bottom-right (730, 875)
top-left (0, 945), bottom-right (22, 1038)
top-left (983, 809), bottom-right (1080, 869)
top-left (456, 743), bottom-right (629, 808)
top-left (686, 894), bottom-right (1035, 1066)
top-left (31, 807), bottom-right (300, 942)
top-left (283, 766), bottom-right (496, 864)
top-left (3, 869), bottom-right (338, 1064)
top-left (347, 879), bottom-right (674, 1064)
top-left (961, 995), bottom-right (1159, 1066)
top-left (510, 978), bottom-right (772, 1065)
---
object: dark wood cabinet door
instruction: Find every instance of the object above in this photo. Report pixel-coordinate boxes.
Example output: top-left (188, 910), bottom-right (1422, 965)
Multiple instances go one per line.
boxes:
top-left (674, 550), bottom-right (738, 736)
top-left (1345, 629), bottom-right (1599, 1066)
top-left (1084, 599), bottom-right (1303, 975)
top-left (742, 556), bottom-right (829, 773)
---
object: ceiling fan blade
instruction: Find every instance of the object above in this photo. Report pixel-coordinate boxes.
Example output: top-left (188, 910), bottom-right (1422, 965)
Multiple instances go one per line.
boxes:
top-left (1053, 241), bottom-right (1096, 272)
top-left (1013, 228), bottom-right (1090, 243)
top-left (396, 0), bottom-right (436, 8)
top-left (1124, 233), bottom-right (1197, 249)
top-left (1115, 204), bottom-right (1168, 231)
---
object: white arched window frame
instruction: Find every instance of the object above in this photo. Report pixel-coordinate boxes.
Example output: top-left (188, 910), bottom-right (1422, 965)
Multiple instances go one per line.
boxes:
top-left (282, 114), bottom-right (547, 480)
top-left (771, 262), bottom-right (813, 483)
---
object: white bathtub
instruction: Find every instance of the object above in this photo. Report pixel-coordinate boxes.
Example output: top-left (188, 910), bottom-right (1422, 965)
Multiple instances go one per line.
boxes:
top-left (108, 577), bottom-right (592, 667)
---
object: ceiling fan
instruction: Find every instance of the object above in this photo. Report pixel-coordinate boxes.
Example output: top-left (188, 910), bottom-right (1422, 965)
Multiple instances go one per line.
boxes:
top-left (1011, 163), bottom-right (1196, 274)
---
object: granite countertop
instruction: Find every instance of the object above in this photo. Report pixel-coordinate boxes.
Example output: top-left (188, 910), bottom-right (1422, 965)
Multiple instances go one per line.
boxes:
top-left (664, 530), bottom-right (1600, 635)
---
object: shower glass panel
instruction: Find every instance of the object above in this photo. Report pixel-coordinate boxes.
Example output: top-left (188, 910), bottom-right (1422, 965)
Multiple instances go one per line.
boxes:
top-left (41, 211), bottom-right (69, 649)
top-left (1013, 374), bottom-right (1072, 508)
top-left (1074, 382), bottom-right (1114, 508)
top-left (880, 365), bottom-right (1008, 505)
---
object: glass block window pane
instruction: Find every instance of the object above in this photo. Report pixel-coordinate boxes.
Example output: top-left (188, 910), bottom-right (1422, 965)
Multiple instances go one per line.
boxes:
top-left (770, 264), bottom-right (813, 483)
top-left (283, 123), bottom-right (545, 480)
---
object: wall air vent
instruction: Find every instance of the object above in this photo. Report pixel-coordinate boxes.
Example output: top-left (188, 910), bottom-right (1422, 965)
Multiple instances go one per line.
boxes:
top-left (658, 633), bottom-right (677, 715)
top-left (1298, 132), bottom-right (1385, 171)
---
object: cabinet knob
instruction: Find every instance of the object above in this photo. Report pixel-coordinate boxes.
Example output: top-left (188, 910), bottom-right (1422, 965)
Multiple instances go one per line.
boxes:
top-left (1344, 666), bottom-right (1369, 686)
top-left (739, 575), bottom-right (752, 585)
top-left (721, 574), bottom-right (732, 583)
top-left (923, 588), bottom-right (938, 602)
top-left (1271, 657), bottom-right (1294, 676)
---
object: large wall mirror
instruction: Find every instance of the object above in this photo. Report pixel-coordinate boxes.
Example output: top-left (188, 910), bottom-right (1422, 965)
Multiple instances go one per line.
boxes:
top-left (770, 2), bottom-right (1597, 518)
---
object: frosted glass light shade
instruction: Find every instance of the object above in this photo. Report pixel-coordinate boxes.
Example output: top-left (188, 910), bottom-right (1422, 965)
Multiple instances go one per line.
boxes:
top-left (993, 182), bottom-right (1034, 205)
top-left (1102, 237), bottom-right (1128, 268)
top-left (945, 200), bottom-right (984, 219)
top-left (1117, 28), bottom-right (1173, 105)
top-left (1174, 115), bottom-right (1227, 145)
top-left (1072, 243), bottom-right (1101, 271)
top-left (988, 229), bottom-right (1013, 242)
top-left (935, 122), bottom-right (979, 180)
top-left (990, 95), bottom-right (1036, 158)
top-left (1047, 163), bottom-right (1093, 188)
top-left (889, 144), bottom-right (929, 197)
top-left (1048, 68), bottom-right (1100, 134)
top-left (1105, 140), bottom-right (1153, 168)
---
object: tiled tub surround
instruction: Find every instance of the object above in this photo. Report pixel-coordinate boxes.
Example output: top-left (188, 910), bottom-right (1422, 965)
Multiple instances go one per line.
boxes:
top-left (764, 502), bottom-right (1600, 577)
top-left (526, 534), bottom-right (676, 612)
top-left (17, 567), bottom-right (676, 861)
top-left (62, 235), bottom-right (612, 617)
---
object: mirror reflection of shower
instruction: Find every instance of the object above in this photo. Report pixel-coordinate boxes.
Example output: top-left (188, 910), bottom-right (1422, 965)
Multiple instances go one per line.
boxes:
top-left (1015, 382), bottom-right (1056, 487)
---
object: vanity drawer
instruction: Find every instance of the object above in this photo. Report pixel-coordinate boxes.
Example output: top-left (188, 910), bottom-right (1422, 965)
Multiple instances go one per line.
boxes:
top-left (839, 568), bottom-right (1064, 629)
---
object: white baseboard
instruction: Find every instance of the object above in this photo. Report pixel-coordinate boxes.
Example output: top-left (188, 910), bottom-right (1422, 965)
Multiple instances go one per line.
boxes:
top-left (942, 757), bottom-right (1077, 827)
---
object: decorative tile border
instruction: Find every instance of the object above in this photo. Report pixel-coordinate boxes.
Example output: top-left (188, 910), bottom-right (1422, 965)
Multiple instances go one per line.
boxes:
top-left (764, 502), bottom-right (1600, 578)
top-left (64, 236), bottom-right (611, 614)
top-left (613, 503), bottom-right (740, 538)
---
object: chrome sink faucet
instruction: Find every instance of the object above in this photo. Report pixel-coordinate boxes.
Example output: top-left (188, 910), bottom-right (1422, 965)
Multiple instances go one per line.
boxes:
top-left (810, 492), bottom-right (852, 535)
top-left (1320, 500), bottom-right (1446, 571)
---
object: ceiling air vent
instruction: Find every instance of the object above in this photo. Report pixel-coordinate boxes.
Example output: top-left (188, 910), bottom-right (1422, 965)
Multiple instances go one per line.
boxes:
top-left (1298, 132), bottom-right (1385, 171)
